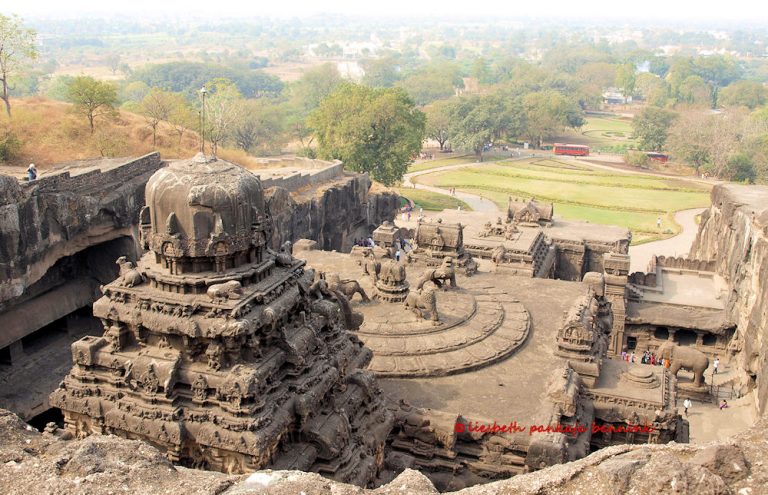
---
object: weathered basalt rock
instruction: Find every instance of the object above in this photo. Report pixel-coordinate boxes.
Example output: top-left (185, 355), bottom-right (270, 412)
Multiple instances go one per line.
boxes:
top-left (689, 184), bottom-right (768, 413)
top-left (1, 408), bottom-right (766, 494)
top-left (49, 154), bottom-right (394, 485)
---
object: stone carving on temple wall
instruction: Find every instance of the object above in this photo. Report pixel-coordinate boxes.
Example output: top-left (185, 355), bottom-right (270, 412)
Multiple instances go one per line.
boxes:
top-left (50, 154), bottom-right (393, 485)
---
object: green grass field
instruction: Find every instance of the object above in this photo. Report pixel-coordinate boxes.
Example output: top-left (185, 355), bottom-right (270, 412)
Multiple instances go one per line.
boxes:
top-left (396, 187), bottom-right (472, 212)
top-left (414, 158), bottom-right (711, 242)
top-left (407, 152), bottom-right (509, 173)
top-left (550, 115), bottom-right (637, 151)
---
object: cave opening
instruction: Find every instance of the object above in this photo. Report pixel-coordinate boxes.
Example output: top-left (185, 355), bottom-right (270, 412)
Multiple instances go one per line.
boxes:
top-left (28, 408), bottom-right (64, 432)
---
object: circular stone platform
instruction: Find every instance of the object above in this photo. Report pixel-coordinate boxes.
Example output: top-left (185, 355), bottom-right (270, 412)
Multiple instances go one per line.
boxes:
top-left (358, 283), bottom-right (531, 378)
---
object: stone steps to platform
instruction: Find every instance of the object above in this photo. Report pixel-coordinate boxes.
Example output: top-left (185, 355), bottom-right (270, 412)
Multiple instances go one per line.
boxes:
top-left (366, 296), bottom-right (531, 378)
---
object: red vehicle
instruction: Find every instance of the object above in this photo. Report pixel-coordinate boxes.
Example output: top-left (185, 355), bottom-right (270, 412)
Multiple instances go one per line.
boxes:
top-left (553, 143), bottom-right (590, 156)
top-left (646, 152), bottom-right (669, 163)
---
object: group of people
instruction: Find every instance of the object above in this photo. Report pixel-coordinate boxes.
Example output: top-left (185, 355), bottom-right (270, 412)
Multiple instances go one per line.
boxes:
top-left (620, 349), bottom-right (670, 367)
top-left (354, 237), bottom-right (376, 248)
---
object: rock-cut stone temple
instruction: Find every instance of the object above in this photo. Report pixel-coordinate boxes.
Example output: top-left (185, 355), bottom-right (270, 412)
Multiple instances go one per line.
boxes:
top-left (49, 154), bottom-right (394, 485)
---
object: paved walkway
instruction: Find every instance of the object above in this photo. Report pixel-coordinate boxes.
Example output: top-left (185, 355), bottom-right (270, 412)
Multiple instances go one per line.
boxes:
top-left (403, 159), bottom-right (521, 214)
top-left (628, 208), bottom-right (706, 273)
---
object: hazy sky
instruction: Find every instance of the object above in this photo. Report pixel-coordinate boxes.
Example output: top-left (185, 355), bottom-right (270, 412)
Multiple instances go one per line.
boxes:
top-left (9, 0), bottom-right (768, 22)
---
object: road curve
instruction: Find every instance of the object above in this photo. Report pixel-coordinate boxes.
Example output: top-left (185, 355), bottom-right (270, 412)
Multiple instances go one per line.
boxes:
top-left (628, 208), bottom-right (706, 273)
top-left (402, 160), bottom-right (506, 213)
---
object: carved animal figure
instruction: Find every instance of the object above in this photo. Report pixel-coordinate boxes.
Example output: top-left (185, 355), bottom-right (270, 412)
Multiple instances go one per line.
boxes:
top-left (207, 280), bottom-right (243, 301)
top-left (404, 287), bottom-right (439, 323)
top-left (491, 245), bottom-right (506, 265)
top-left (326, 272), bottom-right (370, 302)
top-left (416, 257), bottom-right (457, 290)
top-left (362, 250), bottom-right (381, 283)
top-left (116, 256), bottom-right (145, 287)
top-left (275, 241), bottom-right (293, 266)
top-left (380, 260), bottom-right (406, 285)
top-left (656, 342), bottom-right (710, 388)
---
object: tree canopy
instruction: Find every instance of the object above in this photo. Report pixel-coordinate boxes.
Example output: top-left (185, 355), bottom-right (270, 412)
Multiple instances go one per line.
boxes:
top-left (131, 61), bottom-right (283, 100)
top-left (0, 14), bottom-right (38, 117)
top-left (65, 76), bottom-right (118, 133)
top-left (632, 107), bottom-right (677, 151)
top-left (308, 83), bottom-right (425, 185)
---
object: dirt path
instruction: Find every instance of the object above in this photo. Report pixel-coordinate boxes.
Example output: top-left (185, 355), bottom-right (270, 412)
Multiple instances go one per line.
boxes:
top-left (628, 208), bottom-right (705, 272)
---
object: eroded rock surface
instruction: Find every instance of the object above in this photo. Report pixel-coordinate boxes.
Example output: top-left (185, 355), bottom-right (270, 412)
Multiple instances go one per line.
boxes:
top-left (1, 409), bottom-right (766, 495)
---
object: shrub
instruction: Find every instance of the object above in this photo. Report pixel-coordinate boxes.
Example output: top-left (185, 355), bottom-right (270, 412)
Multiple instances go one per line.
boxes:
top-left (624, 150), bottom-right (650, 168)
top-left (0, 130), bottom-right (23, 162)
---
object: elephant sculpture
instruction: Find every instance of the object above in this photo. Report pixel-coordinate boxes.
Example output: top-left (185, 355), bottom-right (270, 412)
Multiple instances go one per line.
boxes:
top-left (380, 259), bottom-right (407, 285)
top-left (657, 341), bottom-right (710, 388)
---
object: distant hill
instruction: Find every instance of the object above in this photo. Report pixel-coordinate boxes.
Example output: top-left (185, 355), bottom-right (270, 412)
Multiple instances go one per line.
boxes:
top-left (0, 97), bottom-right (257, 172)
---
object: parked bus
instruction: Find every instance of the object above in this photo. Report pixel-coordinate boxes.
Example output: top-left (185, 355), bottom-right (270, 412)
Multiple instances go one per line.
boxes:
top-left (646, 152), bottom-right (669, 163)
top-left (553, 143), bottom-right (590, 156)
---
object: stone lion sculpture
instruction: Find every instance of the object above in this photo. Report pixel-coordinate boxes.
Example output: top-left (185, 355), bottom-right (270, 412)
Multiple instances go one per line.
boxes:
top-left (325, 272), bottom-right (370, 302)
top-left (404, 287), bottom-right (439, 323)
top-left (116, 256), bottom-right (145, 287)
top-left (657, 341), bottom-right (710, 388)
top-left (416, 257), bottom-right (457, 290)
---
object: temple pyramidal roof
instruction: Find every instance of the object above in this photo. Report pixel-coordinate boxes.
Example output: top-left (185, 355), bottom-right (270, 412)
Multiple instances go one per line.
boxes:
top-left (49, 153), bottom-right (394, 483)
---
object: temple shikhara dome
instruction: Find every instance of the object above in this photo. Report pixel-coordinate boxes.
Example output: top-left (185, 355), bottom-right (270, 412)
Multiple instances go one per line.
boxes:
top-left (50, 154), bottom-right (393, 482)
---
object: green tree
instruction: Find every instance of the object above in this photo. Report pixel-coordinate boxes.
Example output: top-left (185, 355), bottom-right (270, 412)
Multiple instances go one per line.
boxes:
top-left (397, 62), bottom-right (464, 105)
top-left (522, 91), bottom-right (584, 149)
top-left (362, 57), bottom-right (401, 88)
top-left (139, 88), bottom-right (176, 146)
top-left (166, 93), bottom-right (196, 149)
top-left (0, 14), bottom-right (38, 117)
top-left (423, 99), bottom-right (453, 151)
top-left (448, 93), bottom-right (523, 161)
top-left (105, 53), bottom-right (121, 75)
top-left (614, 63), bottom-right (636, 99)
top-left (202, 78), bottom-right (243, 156)
top-left (308, 83), bottom-right (426, 186)
top-left (65, 76), bottom-right (118, 133)
top-left (632, 107), bottom-right (677, 151)
top-left (725, 153), bottom-right (756, 183)
top-left (230, 99), bottom-right (286, 155)
top-left (720, 80), bottom-right (766, 109)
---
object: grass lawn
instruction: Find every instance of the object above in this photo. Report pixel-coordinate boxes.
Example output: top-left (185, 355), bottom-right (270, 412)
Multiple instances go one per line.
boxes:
top-left (549, 116), bottom-right (637, 150)
top-left (407, 152), bottom-right (509, 173)
top-left (412, 158), bottom-right (710, 243)
top-left (395, 187), bottom-right (472, 212)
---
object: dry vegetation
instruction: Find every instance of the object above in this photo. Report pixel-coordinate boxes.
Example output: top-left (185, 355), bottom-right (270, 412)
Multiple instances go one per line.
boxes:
top-left (0, 97), bottom-right (256, 170)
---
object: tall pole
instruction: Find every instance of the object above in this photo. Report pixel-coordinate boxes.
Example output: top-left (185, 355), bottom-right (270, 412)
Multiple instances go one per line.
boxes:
top-left (200, 86), bottom-right (207, 155)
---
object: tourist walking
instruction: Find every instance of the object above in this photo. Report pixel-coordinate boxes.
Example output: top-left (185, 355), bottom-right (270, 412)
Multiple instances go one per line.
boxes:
top-left (656, 217), bottom-right (662, 229)
top-left (683, 398), bottom-right (692, 417)
top-left (713, 356), bottom-right (720, 375)
top-left (27, 163), bottom-right (37, 181)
